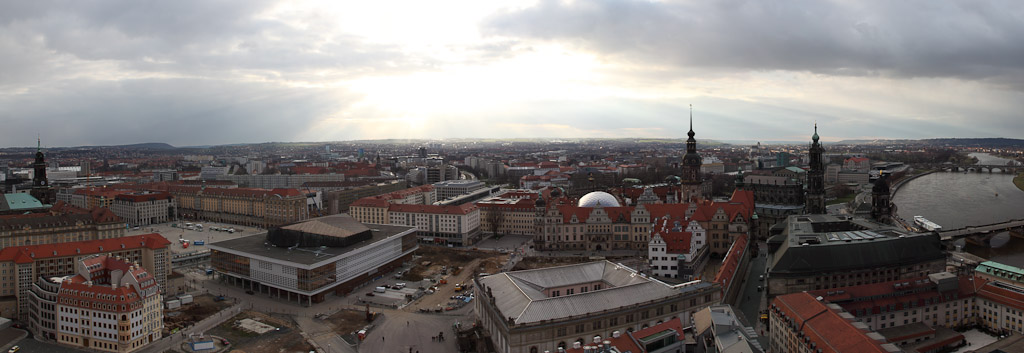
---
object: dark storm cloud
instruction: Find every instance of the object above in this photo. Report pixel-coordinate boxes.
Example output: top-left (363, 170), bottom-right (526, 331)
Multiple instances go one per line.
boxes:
top-left (0, 78), bottom-right (350, 147)
top-left (485, 0), bottom-right (1024, 80)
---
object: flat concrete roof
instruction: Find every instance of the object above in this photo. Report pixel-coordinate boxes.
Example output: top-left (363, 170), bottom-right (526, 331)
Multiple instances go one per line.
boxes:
top-left (209, 223), bottom-right (414, 267)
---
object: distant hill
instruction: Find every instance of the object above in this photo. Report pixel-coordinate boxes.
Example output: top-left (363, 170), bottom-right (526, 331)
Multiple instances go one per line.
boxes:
top-left (62, 142), bottom-right (177, 150)
top-left (836, 138), bottom-right (1024, 148)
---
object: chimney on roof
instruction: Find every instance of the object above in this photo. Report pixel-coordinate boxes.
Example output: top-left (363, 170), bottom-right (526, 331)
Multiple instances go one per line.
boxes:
top-left (612, 330), bottom-right (621, 338)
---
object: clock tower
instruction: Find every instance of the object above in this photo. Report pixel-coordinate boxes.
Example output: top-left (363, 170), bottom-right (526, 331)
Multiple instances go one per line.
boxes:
top-left (30, 137), bottom-right (54, 204)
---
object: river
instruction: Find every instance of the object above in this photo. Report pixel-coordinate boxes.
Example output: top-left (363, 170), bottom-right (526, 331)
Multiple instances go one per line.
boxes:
top-left (892, 153), bottom-right (1024, 267)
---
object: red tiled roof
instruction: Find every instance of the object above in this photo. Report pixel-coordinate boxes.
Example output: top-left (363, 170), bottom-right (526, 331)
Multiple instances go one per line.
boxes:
top-left (644, 203), bottom-right (691, 220)
top-left (115, 192), bottom-right (172, 202)
top-left (773, 292), bottom-right (892, 353)
top-left (661, 231), bottom-right (693, 254)
top-left (556, 205), bottom-right (594, 223)
top-left (0, 233), bottom-right (171, 264)
top-left (73, 187), bottom-right (128, 198)
top-left (61, 255), bottom-right (159, 311)
top-left (351, 198), bottom-right (390, 208)
top-left (477, 198), bottom-right (537, 210)
top-left (808, 276), bottom-right (984, 315)
top-left (389, 203), bottom-right (478, 215)
top-left (563, 317), bottom-right (684, 353)
top-left (168, 186), bottom-right (304, 198)
top-left (714, 234), bottom-right (747, 288)
top-left (730, 189), bottom-right (755, 209)
top-left (293, 166), bottom-right (329, 174)
top-left (977, 280), bottom-right (1024, 310)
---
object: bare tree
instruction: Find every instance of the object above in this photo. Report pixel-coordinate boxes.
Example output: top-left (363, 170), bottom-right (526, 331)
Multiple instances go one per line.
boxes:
top-left (487, 206), bottom-right (506, 239)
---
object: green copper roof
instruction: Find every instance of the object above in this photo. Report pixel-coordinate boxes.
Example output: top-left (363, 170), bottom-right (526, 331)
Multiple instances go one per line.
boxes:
top-left (0, 193), bottom-right (45, 211)
top-left (977, 261), bottom-right (1024, 278)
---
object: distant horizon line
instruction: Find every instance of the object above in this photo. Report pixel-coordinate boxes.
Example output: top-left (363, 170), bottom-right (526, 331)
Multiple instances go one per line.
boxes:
top-left (3, 136), bottom-right (1022, 150)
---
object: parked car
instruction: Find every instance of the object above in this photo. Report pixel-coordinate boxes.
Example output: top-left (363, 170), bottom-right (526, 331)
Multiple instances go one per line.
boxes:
top-left (8, 346), bottom-right (20, 353)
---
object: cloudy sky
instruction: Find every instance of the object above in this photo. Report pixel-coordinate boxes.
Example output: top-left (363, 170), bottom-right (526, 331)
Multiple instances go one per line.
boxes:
top-left (1, 0), bottom-right (1022, 147)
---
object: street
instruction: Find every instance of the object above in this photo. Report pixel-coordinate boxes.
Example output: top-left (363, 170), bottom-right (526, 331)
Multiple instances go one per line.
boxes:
top-left (734, 240), bottom-right (769, 348)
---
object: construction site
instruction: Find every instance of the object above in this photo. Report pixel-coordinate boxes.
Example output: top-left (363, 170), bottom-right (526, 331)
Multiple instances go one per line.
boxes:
top-left (163, 294), bottom-right (234, 336)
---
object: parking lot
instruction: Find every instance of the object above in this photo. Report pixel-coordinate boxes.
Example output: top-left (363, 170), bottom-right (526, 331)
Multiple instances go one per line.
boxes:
top-left (127, 222), bottom-right (263, 256)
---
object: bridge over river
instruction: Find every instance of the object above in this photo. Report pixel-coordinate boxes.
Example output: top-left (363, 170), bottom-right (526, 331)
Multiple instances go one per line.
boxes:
top-left (939, 219), bottom-right (1024, 242)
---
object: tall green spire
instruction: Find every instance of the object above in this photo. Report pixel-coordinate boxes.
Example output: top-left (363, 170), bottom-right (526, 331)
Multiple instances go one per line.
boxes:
top-left (812, 123), bottom-right (819, 142)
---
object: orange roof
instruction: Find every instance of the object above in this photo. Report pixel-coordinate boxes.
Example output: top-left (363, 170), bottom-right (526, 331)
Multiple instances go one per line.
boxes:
top-left (389, 203), bottom-right (478, 215)
top-left (714, 234), bottom-right (747, 289)
top-left (115, 192), bottom-right (172, 202)
top-left (977, 280), bottom-right (1024, 310)
top-left (73, 187), bottom-right (128, 198)
top-left (477, 198), bottom-right (537, 210)
top-left (60, 255), bottom-right (159, 311)
top-left (773, 292), bottom-right (893, 353)
top-left (168, 186), bottom-right (304, 198)
top-left (0, 233), bottom-right (171, 264)
top-left (808, 275), bottom-right (984, 316)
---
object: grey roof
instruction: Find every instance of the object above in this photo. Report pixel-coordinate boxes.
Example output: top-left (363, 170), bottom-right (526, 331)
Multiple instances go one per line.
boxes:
top-left (770, 215), bottom-right (945, 275)
top-left (280, 214), bottom-right (370, 237)
top-left (479, 261), bottom-right (685, 325)
top-left (209, 223), bottom-right (414, 268)
top-left (694, 305), bottom-right (764, 353)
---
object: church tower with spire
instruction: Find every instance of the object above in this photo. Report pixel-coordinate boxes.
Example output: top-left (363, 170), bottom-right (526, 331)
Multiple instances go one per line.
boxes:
top-left (30, 137), bottom-right (55, 204)
top-left (805, 124), bottom-right (826, 214)
top-left (871, 174), bottom-right (894, 223)
top-left (681, 105), bottom-right (704, 201)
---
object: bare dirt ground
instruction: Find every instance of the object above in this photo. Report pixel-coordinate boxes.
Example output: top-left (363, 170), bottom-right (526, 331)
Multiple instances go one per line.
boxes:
top-left (402, 247), bottom-right (507, 312)
top-left (209, 311), bottom-right (313, 353)
top-left (163, 294), bottom-right (233, 334)
top-left (324, 309), bottom-right (373, 335)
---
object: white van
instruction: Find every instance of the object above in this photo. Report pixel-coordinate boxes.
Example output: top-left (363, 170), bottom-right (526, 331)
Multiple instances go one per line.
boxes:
top-left (374, 286), bottom-right (387, 293)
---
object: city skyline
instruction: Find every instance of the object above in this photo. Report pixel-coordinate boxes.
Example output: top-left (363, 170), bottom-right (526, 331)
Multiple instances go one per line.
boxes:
top-left (2, 0), bottom-right (1023, 147)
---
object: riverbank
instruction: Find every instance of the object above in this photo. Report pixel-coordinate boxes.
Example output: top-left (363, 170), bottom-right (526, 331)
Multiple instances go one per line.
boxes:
top-left (891, 169), bottom-right (937, 196)
top-left (1014, 173), bottom-right (1024, 193)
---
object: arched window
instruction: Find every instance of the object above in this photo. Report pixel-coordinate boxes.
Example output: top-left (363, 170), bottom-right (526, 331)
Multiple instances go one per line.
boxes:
top-left (530, 347), bottom-right (538, 353)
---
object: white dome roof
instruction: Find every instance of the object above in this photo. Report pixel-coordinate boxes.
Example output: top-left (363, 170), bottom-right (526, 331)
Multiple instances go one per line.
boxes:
top-left (578, 191), bottom-right (620, 207)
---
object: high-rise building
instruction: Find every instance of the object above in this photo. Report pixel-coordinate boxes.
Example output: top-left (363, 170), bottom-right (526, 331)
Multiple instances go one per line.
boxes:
top-left (805, 124), bottom-right (826, 214)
